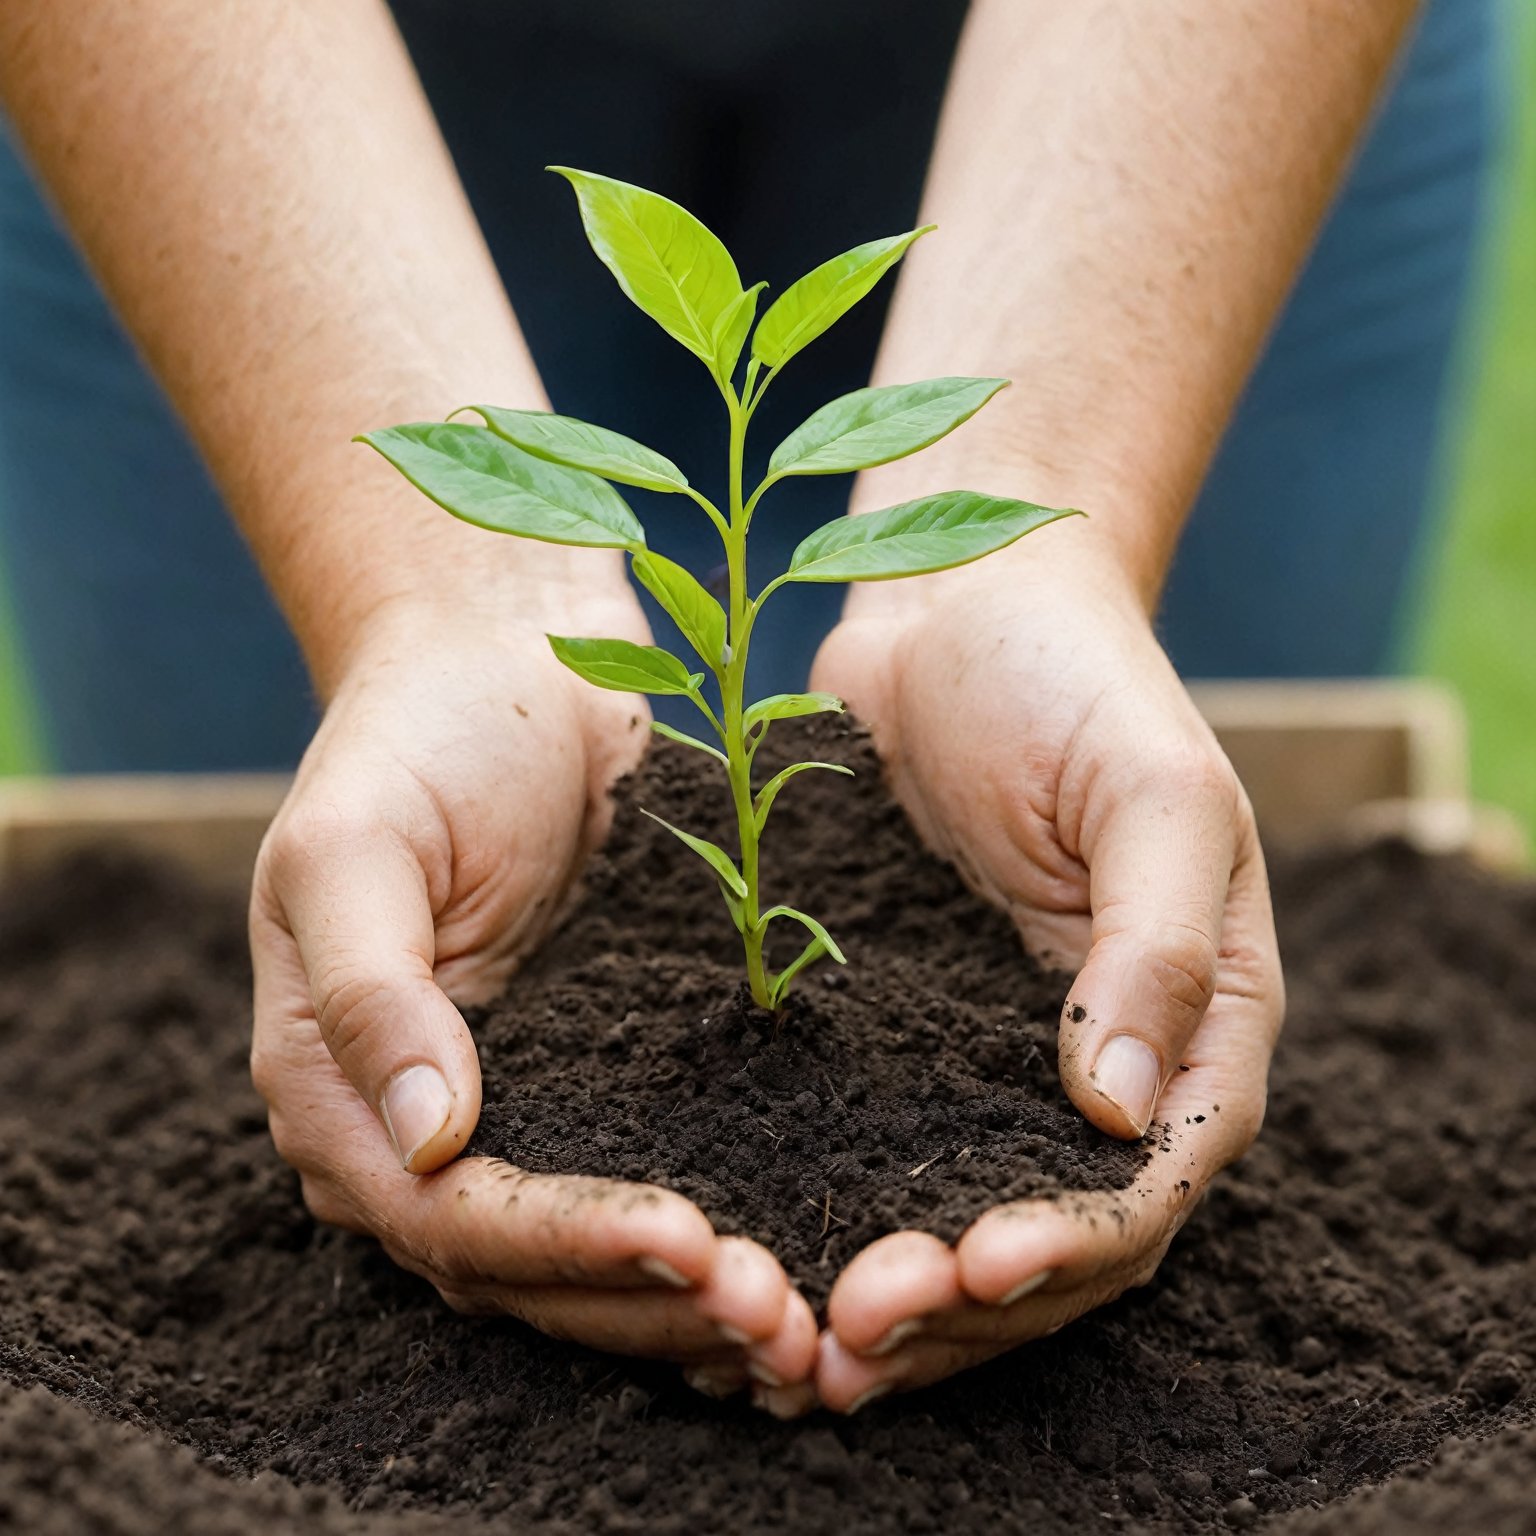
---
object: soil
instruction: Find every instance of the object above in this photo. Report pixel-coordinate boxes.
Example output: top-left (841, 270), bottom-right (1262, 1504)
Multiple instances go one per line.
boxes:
top-left (1, 716), bottom-right (1533, 1534)
top-left (466, 718), bottom-right (1146, 1307)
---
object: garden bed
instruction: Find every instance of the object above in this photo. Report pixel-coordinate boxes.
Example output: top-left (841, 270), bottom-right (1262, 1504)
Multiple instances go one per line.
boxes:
top-left (0, 719), bottom-right (1532, 1534)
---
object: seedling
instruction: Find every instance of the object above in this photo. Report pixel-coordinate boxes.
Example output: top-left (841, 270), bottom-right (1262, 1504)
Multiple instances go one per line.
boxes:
top-left (360, 169), bottom-right (1076, 1009)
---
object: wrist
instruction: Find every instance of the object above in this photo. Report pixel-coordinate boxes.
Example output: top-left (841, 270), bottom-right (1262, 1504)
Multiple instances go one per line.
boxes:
top-left (251, 436), bottom-right (641, 698)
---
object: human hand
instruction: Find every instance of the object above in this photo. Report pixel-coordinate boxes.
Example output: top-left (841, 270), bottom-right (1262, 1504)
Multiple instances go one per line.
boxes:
top-left (792, 539), bottom-right (1284, 1413)
top-left (248, 579), bottom-right (817, 1394)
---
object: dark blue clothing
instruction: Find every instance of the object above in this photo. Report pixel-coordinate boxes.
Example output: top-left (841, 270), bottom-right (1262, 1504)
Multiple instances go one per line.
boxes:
top-left (0, 0), bottom-right (1501, 769)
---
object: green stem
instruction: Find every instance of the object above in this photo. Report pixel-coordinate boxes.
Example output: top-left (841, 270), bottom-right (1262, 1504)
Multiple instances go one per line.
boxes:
top-left (721, 392), bottom-right (772, 1008)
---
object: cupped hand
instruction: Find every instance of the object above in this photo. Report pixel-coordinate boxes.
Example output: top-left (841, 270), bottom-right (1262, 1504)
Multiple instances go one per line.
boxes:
top-left (787, 545), bottom-right (1284, 1414)
top-left (248, 584), bottom-right (816, 1394)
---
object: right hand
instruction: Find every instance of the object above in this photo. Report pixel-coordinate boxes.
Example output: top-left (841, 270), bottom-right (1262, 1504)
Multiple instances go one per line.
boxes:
top-left (248, 580), bottom-right (817, 1397)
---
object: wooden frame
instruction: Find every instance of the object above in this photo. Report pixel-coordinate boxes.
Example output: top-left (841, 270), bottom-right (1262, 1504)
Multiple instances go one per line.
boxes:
top-left (0, 680), bottom-right (1523, 887)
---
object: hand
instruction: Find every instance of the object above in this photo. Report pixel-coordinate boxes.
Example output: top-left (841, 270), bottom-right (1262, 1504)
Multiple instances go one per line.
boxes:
top-left (248, 582), bottom-right (817, 1394)
top-left (792, 544), bottom-right (1284, 1414)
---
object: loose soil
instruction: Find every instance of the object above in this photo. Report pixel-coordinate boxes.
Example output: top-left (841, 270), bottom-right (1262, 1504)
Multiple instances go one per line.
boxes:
top-left (1, 717), bottom-right (1533, 1534)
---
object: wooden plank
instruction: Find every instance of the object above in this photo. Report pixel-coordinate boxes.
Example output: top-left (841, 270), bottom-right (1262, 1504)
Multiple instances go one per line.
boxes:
top-left (1, 680), bottom-right (1520, 886)
top-left (0, 775), bottom-right (288, 890)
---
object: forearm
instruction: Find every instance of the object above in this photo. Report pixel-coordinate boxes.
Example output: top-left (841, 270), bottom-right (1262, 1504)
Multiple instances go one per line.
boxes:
top-left (851, 0), bottom-right (1418, 610)
top-left (0, 0), bottom-right (610, 693)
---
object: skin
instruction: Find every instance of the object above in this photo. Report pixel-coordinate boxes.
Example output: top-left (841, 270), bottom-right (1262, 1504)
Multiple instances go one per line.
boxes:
top-left (0, 0), bottom-right (1414, 1410)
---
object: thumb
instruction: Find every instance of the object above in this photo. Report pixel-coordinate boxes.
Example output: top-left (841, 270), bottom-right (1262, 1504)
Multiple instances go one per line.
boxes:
top-left (261, 807), bottom-right (482, 1173)
top-left (1058, 755), bottom-right (1240, 1139)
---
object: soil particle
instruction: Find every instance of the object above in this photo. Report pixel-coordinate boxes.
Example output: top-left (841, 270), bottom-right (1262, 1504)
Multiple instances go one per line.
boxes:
top-left (1, 719), bottom-right (1534, 1534)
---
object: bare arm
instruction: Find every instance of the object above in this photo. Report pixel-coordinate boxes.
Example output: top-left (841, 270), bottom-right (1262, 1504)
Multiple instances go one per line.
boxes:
top-left (805, 0), bottom-right (1419, 1414)
top-left (0, 0), bottom-right (612, 692)
top-left (852, 0), bottom-right (1419, 607)
top-left (0, 3), bottom-right (821, 1392)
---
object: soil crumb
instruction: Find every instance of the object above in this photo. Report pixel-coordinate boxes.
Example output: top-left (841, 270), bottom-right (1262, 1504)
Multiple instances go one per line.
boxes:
top-left (1, 721), bottom-right (1534, 1533)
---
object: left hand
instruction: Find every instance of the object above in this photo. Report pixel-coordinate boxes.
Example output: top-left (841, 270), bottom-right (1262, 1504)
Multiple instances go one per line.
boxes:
top-left (762, 542), bottom-right (1284, 1416)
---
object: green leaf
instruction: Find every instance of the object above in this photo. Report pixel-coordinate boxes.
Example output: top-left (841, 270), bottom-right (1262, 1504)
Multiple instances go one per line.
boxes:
top-left (357, 423), bottom-right (644, 550)
top-left (761, 905), bottom-right (847, 965)
top-left (767, 377), bottom-right (1008, 479)
top-left (548, 636), bottom-right (701, 696)
top-left (762, 905), bottom-right (846, 1007)
top-left (459, 406), bottom-right (688, 495)
top-left (550, 167), bottom-right (744, 379)
top-left (711, 281), bottom-right (767, 384)
top-left (751, 225), bottom-right (934, 371)
top-left (753, 761), bottom-right (853, 834)
top-left (742, 691), bottom-right (845, 736)
top-left (650, 719), bottom-right (728, 766)
top-left (639, 809), bottom-right (747, 899)
top-left (632, 550), bottom-right (727, 668)
top-left (786, 493), bottom-right (1082, 584)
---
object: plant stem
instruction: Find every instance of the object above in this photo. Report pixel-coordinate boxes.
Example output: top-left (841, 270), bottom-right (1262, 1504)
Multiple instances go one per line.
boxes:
top-left (722, 393), bottom-right (772, 1008)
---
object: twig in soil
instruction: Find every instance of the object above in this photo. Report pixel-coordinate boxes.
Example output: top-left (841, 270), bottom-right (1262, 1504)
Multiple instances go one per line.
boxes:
top-left (807, 1189), bottom-right (848, 1238)
top-left (908, 1150), bottom-right (946, 1177)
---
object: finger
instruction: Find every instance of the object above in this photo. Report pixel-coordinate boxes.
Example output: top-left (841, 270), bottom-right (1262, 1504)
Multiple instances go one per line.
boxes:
top-left (381, 1158), bottom-right (718, 1290)
top-left (1059, 750), bottom-right (1241, 1138)
top-left (690, 1236), bottom-right (796, 1352)
top-left (956, 1116), bottom-right (1230, 1308)
top-left (751, 1378), bottom-right (820, 1420)
top-left (745, 1285), bottom-right (820, 1389)
top-left (824, 1230), bottom-right (962, 1357)
top-left (446, 1283), bottom-right (759, 1361)
top-left (259, 803), bottom-right (481, 1173)
top-left (684, 1273), bottom-right (819, 1399)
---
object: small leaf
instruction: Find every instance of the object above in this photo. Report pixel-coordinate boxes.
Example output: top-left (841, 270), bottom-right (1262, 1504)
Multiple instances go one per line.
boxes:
top-left (760, 905), bottom-right (847, 965)
top-left (640, 808), bottom-right (747, 899)
top-left (712, 281), bottom-right (767, 384)
top-left (786, 493), bottom-right (1081, 584)
top-left (743, 691), bottom-right (845, 736)
top-left (767, 940), bottom-right (825, 1007)
top-left (632, 551), bottom-right (727, 668)
top-left (357, 423), bottom-right (644, 549)
top-left (550, 167), bottom-right (744, 378)
top-left (460, 406), bottom-right (688, 495)
top-left (650, 720), bottom-right (728, 766)
top-left (548, 636), bottom-right (701, 696)
top-left (752, 226), bottom-right (934, 371)
top-left (767, 377), bottom-right (1008, 479)
top-left (754, 761), bottom-right (853, 834)
top-left (763, 904), bottom-right (847, 1006)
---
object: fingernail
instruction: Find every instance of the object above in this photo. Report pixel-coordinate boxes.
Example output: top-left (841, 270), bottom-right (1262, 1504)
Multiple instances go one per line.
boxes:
top-left (1089, 1035), bottom-right (1160, 1135)
top-left (684, 1366), bottom-right (737, 1400)
top-left (381, 1064), bottom-right (453, 1171)
top-left (718, 1323), bottom-right (754, 1347)
top-left (845, 1383), bottom-right (894, 1416)
top-left (747, 1360), bottom-right (785, 1388)
top-left (866, 1319), bottom-right (921, 1357)
top-left (638, 1256), bottom-right (693, 1290)
top-left (998, 1269), bottom-right (1055, 1307)
top-left (752, 1384), bottom-right (810, 1420)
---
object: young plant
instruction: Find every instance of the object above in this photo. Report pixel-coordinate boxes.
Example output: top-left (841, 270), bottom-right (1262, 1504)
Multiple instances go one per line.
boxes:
top-left (359, 168), bottom-right (1077, 1010)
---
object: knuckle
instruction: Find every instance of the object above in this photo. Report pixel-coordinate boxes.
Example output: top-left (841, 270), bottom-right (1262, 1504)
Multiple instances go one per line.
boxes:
top-left (1146, 921), bottom-right (1220, 1018)
top-left (314, 969), bottom-right (397, 1063)
top-left (248, 1041), bottom-right (281, 1105)
top-left (262, 799), bottom-right (387, 886)
top-left (1140, 743), bottom-right (1238, 811)
top-left (298, 1174), bottom-right (354, 1230)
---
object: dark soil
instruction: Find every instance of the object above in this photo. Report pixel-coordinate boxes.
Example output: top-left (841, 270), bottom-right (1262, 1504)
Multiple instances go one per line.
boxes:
top-left (1, 718), bottom-right (1534, 1534)
top-left (466, 718), bottom-right (1145, 1307)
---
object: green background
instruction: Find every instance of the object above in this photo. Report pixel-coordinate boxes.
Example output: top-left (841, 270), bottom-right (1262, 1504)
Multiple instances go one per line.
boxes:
top-left (2, 5), bottom-right (1533, 843)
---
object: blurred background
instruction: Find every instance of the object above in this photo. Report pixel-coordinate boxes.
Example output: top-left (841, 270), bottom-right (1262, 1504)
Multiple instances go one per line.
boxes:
top-left (0, 0), bottom-right (1532, 850)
